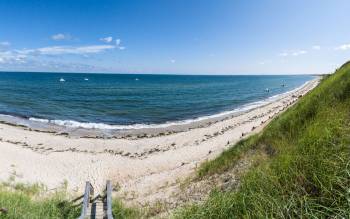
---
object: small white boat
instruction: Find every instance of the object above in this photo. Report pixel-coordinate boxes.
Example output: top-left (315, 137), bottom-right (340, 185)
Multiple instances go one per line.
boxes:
top-left (135, 78), bottom-right (139, 81)
top-left (59, 78), bottom-right (65, 82)
top-left (84, 78), bottom-right (89, 81)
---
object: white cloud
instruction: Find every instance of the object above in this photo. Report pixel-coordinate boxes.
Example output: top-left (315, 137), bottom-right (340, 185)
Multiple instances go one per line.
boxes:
top-left (100, 36), bottom-right (113, 43)
top-left (15, 44), bottom-right (116, 56)
top-left (170, 59), bottom-right (176, 63)
top-left (292, 50), bottom-right (307, 56)
top-left (0, 41), bottom-right (10, 46)
top-left (0, 39), bottom-right (126, 67)
top-left (51, 33), bottom-right (71, 41)
top-left (258, 60), bottom-right (271, 65)
top-left (99, 37), bottom-right (124, 50)
top-left (0, 44), bottom-right (117, 64)
top-left (312, 45), bottom-right (321, 50)
top-left (0, 50), bottom-right (27, 63)
top-left (99, 37), bottom-right (125, 49)
top-left (36, 45), bottom-right (116, 55)
top-left (279, 52), bottom-right (288, 57)
top-left (114, 39), bottom-right (125, 50)
top-left (335, 44), bottom-right (350, 50)
top-left (279, 50), bottom-right (307, 57)
top-left (0, 58), bottom-right (112, 73)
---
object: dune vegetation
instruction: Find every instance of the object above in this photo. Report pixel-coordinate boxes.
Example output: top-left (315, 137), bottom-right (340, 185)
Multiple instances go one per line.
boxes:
top-left (0, 181), bottom-right (140, 219)
top-left (0, 182), bottom-right (80, 219)
top-left (175, 62), bottom-right (350, 218)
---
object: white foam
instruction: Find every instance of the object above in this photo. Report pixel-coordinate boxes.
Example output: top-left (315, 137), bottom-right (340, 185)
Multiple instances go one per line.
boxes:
top-left (25, 79), bottom-right (315, 130)
top-left (28, 118), bottom-right (49, 123)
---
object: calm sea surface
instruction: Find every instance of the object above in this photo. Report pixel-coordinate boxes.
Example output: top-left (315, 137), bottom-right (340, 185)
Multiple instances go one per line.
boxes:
top-left (0, 72), bottom-right (314, 129)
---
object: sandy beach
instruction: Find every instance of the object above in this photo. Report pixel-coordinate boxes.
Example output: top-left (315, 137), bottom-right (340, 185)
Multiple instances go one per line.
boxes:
top-left (0, 78), bottom-right (319, 206)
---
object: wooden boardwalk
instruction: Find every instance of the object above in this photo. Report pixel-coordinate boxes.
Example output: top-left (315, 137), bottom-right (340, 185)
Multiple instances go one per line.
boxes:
top-left (79, 181), bottom-right (114, 219)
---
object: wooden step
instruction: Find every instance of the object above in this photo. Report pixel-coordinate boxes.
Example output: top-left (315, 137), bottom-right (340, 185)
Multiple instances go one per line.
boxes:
top-left (79, 181), bottom-right (113, 219)
top-left (86, 199), bottom-right (106, 219)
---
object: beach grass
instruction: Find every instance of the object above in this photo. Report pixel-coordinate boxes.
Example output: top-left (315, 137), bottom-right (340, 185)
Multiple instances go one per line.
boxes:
top-left (0, 180), bottom-right (146, 219)
top-left (0, 183), bottom-right (80, 219)
top-left (174, 62), bottom-right (350, 218)
top-left (112, 199), bottom-right (142, 218)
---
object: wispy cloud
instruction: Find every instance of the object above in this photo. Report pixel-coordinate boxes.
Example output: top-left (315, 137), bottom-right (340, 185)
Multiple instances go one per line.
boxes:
top-left (0, 51), bottom-right (27, 63)
top-left (335, 44), bottom-right (350, 51)
top-left (51, 33), bottom-right (71, 41)
top-left (36, 45), bottom-right (115, 55)
top-left (0, 58), bottom-right (111, 73)
top-left (17, 45), bottom-right (116, 56)
top-left (0, 32), bottom-right (126, 72)
top-left (170, 59), bottom-right (176, 63)
top-left (100, 36), bottom-right (113, 43)
top-left (291, 50), bottom-right (307, 56)
top-left (279, 52), bottom-right (288, 57)
top-left (114, 39), bottom-right (125, 50)
top-left (279, 50), bottom-right (307, 57)
top-left (312, 45), bottom-right (321, 50)
top-left (258, 60), bottom-right (269, 65)
top-left (0, 44), bottom-right (118, 64)
top-left (99, 37), bottom-right (125, 50)
top-left (0, 41), bottom-right (11, 47)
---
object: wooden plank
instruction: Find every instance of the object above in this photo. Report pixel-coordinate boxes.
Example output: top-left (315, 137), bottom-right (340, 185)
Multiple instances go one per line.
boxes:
top-left (106, 180), bottom-right (114, 219)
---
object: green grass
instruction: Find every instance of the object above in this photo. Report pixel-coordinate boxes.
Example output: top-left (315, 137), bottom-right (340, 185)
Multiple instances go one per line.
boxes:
top-left (0, 180), bottom-right (144, 219)
top-left (175, 62), bottom-right (350, 218)
top-left (0, 183), bottom-right (80, 219)
top-left (112, 199), bottom-right (142, 218)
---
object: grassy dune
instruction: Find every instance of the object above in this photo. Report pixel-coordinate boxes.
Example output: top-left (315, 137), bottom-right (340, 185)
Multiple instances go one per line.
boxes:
top-left (175, 62), bottom-right (350, 218)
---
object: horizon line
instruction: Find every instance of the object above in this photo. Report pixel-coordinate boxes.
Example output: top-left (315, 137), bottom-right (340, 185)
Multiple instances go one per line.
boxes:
top-left (0, 70), bottom-right (327, 77)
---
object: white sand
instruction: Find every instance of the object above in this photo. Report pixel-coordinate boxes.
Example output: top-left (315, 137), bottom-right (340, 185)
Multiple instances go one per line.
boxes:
top-left (0, 78), bottom-right (319, 204)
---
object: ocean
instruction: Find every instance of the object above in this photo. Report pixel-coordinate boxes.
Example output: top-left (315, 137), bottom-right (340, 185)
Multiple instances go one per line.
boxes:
top-left (0, 72), bottom-right (314, 130)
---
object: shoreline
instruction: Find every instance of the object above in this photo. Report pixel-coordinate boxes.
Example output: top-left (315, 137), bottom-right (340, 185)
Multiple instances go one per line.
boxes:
top-left (0, 78), bottom-right (316, 139)
top-left (0, 77), bottom-right (320, 206)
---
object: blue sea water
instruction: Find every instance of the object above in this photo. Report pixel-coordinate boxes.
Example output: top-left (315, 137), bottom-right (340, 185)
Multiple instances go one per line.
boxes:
top-left (0, 72), bottom-right (314, 130)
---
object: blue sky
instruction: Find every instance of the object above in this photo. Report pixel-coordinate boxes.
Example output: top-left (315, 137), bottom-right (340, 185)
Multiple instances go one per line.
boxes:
top-left (0, 0), bottom-right (350, 74)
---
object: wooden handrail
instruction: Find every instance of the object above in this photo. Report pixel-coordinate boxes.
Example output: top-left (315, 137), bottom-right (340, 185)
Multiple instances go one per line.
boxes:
top-left (106, 180), bottom-right (114, 219)
top-left (79, 181), bottom-right (94, 219)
